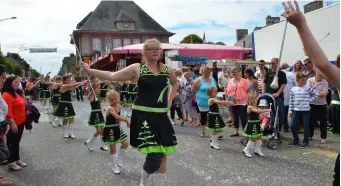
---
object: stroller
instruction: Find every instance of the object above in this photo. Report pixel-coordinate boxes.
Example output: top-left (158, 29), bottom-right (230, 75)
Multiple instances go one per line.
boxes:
top-left (240, 93), bottom-right (281, 150)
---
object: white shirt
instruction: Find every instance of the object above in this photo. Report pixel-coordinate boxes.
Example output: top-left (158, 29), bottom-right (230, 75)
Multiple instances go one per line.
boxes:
top-left (0, 94), bottom-right (8, 122)
top-left (218, 71), bottom-right (228, 88)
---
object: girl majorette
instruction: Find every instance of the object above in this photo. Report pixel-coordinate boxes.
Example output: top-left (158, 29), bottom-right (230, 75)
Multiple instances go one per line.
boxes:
top-left (205, 87), bottom-right (233, 149)
top-left (243, 99), bottom-right (271, 157)
top-left (83, 38), bottom-right (178, 186)
top-left (103, 90), bottom-right (130, 174)
top-left (49, 76), bottom-right (63, 127)
top-left (84, 78), bottom-right (108, 151)
top-left (31, 73), bottom-right (52, 113)
top-left (52, 74), bottom-right (87, 138)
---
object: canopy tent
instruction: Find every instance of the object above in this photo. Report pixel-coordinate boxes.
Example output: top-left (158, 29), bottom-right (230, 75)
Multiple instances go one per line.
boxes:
top-left (112, 43), bottom-right (252, 60)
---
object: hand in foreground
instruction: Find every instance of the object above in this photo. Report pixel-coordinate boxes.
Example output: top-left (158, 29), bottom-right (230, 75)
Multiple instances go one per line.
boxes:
top-left (10, 124), bottom-right (18, 134)
top-left (82, 63), bottom-right (91, 74)
top-left (281, 1), bottom-right (306, 28)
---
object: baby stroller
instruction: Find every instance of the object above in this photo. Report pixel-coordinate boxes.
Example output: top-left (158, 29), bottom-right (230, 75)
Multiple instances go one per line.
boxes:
top-left (240, 93), bottom-right (281, 150)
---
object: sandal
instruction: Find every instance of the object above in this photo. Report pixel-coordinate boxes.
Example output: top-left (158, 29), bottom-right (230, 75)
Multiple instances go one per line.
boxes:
top-left (16, 160), bottom-right (28, 167)
top-left (8, 163), bottom-right (23, 171)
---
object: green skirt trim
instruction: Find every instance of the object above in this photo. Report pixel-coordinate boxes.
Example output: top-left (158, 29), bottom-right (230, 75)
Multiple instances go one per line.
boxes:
top-left (64, 116), bottom-right (75, 119)
top-left (243, 133), bottom-right (262, 139)
top-left (104, 137), bottom-right (128, 145)
top-left (89, 123), bottom-right (105, 127)
top-left (139, 145), bottom-right (178, 155)
top-left (205, 126), bottom-right (226, 132)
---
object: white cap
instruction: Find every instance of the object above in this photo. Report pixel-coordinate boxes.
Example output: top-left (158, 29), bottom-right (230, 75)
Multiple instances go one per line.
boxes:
top-left (258, 99), bottom-right (268, 107)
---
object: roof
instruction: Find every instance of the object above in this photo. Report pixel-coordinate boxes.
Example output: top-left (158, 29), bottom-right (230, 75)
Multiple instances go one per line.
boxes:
top-left (75, 0), bottom-right (174, 35)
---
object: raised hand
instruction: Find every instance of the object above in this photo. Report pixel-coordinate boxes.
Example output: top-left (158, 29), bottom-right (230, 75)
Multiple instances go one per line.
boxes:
top-left (281, 1), bottom-right (306, 28)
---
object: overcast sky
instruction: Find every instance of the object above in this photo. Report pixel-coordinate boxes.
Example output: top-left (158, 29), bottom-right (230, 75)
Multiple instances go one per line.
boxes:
top-left (0, 0), bottom-right (337, 75)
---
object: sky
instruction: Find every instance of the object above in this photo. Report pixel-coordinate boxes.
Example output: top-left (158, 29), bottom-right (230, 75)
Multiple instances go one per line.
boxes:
top-left (0, 0), bottom-right (338, 75)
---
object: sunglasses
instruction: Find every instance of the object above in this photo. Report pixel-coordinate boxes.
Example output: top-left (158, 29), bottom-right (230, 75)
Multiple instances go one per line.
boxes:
top-left (145, 48), bottom-right (161, 52)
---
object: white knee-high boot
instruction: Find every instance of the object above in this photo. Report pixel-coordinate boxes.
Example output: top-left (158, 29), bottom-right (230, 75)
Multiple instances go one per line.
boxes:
top-left (99, 136), bottom-right (108, 151)
top-left (243, 141), bottom-right (254, 158)
top-left (62, 120), bottom-right (69, 138)
top-left (68, 122), bottom-right (75, 139)
top-left (85, 134), bottom-right (97, 151)
top-left (154, 173), bottom-right (165, 186)
top-left (254, 139), bottom-right (264, 156)
top-left (111, 153), bottom-right (120, 174)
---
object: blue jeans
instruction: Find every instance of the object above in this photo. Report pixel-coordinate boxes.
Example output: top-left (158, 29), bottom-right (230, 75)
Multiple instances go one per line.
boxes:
top-left (290, 111), bottom-right (310, 145)
top-left (276, 97), bottom-right (285, 132)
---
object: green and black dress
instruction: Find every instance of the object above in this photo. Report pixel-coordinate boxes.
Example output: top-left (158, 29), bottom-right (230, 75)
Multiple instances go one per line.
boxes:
top-left (244, 111), bottom-right (262, 138)
top-left (39, 83), bottom-right (51, 100)
top-left (53, 90), bottom-right (76, 119)
top-left (127, 83), bottom-right (137, 105)
top-left (120, 83), bottom-right (128, 104)
top-left (100, 82), bottom-right (108, 98)
top-left (51, 87), bottom-right (61, 110)
top-left (102, 111), bottom-right (128, 145)
top-left (130, 64), bottom-right (178, 155)
top-left (88, 94), bottom-right (105, 127)
top-left (205, 102), bottom-right (225, 131)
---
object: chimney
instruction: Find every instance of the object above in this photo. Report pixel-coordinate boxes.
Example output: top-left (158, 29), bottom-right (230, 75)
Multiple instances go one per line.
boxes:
top-left (236, 29), bottom-right (248, 41)
top-left (304, 0), bottom-right (323, 14)
top-left (266, 15), bottom-right (280, 26)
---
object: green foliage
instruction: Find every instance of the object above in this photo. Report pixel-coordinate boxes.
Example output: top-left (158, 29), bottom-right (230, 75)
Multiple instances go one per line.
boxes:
top-left (180, 34), bottom-right (203, 44)
top-left (30, 69), bottom-right (40, 77)
top-left (12, 64), bottom-right (22, 76)
top-left (3, 60), bottom-right (13, 74)
top-left (206, 41), bottom-right (214, 44)
top-left (0, 52), bottom-right (5, 65)
top-left (215, 41), bottom-right (226, 45)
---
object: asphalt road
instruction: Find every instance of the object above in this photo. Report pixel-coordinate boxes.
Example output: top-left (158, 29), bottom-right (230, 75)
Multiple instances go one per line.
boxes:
top-left (0, 100), bottom-right (337, 186)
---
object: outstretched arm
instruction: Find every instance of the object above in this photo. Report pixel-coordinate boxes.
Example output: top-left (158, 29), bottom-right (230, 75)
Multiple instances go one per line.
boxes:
top-left (82, 63), bottom-right (139, 82)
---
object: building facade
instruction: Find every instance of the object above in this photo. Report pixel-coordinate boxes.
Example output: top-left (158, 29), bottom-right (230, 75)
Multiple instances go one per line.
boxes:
top-left (71, 0), bottom-right (174, 63)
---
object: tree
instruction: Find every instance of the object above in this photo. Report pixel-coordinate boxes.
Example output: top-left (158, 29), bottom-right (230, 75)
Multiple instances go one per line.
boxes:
top-left (0, 52), bottom-right (5, 65)
top-left (180, 34), bottom-right (203, 44)
top-left (3, 60), bottom-right (13, 74)
top-left (206, 41), bottom-right (214, 44)
top-left (215, 42), bottom-right (226, 45)
top-left (30, 69), bottom-right (40, 77)
top-left (12, 64), bottom-right (23, 76)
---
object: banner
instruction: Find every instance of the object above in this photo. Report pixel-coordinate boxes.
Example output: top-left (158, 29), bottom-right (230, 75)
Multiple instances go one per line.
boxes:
top-left (29, 48), bottom-right (57, 53)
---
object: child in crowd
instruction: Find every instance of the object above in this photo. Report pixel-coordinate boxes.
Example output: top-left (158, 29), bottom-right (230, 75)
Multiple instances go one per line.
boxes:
top-left (170, 80), bottom-right (184, 125)
top-left (288, 73), bottom-right (318, 148)
top-left (243, 99), bottom-right (271, 158)
top-left (103, 90), bottom-right (130, 174)
top-left (206, 87), bottom-right (233, 150)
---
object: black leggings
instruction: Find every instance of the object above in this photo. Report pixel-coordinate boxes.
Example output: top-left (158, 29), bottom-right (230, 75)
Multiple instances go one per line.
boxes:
top-left (143, 153), bottom-right (163, 174)
top-left (200, 111), bottom-right (208, 126)
top-left (170, 107), bottom-right (182, 120)
top-left (6, 124), bottom-right (25, 163)
top-left (232, 105), bottom-right (247, 130)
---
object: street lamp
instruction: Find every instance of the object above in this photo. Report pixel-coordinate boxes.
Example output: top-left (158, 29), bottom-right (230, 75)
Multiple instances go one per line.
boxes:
top-left (0, 17), bottom-right (17, 23)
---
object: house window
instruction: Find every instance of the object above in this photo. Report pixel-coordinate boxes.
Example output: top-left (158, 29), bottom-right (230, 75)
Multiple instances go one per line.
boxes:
top-left (123, 38), bottom-right (131, 46)
top-left (113, 39), bottom-right (121, 48)
top-left (92, 38), bottom-right (101, 51)
top-left (133, 38), bottom-right (140, 44)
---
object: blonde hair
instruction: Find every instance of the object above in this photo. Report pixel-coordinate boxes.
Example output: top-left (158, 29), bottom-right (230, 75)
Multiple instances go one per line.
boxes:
top-left (206, 86), bottom-right (217, 98)
top-left (142, 38), bottom-right (163, 71)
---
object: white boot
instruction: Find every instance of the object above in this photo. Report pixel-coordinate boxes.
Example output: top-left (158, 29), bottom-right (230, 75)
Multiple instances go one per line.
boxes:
top-left (210, 135), bottom-right (220, 150)
top-left (243, 141), bottom-right (254, 158)
top-left (85, 135), bottom-right (96, 151)
top-left (154, 173), bottom-right (165, 186)
top-left (111, 154), bottom-right (120, 174)
top-left (62, 124), bottom-right (69, 138)
top-left (50, 115), bottom-right (57, 127)
top-left (58, 118), bottom-right (63, 126)
top-left (254, 140), bottom-right (264, 157)
top-left (116, 148), bottom-right (125, 167)
top-left (68, 124), bottom-right (75, 139)
top-left (100, 137), bottom-right (109, 151)
top-left (140, 169), bottom-right (153, 186)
